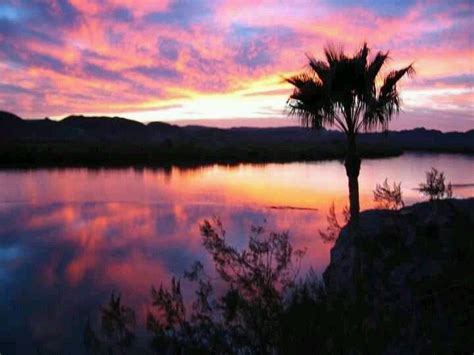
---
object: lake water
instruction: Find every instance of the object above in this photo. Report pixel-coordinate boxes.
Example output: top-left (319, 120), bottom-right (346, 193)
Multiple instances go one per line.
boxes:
top-left (1, 153), bottom-right (473, 353)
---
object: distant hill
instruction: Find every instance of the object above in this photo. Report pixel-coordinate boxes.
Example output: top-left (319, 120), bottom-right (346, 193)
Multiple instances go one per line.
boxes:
top-left (62, 115), bottom-right (148, 141)
top-left (0, 111), bottom-right (22, 122)
top-left (0, 111), bottom-right (473, 167)
top-left (0, 112), bottom-right (183, 143)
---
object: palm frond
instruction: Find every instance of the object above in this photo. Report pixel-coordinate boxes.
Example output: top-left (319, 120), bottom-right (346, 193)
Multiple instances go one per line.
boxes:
top-left (363, 64), bottom-right (415, 131)
top-left (354, 42), bottom-right (369, 69)
top-left (382, 64), bottom-right (416, 90)
top-left (286, 73), bottom-right (334, 129)
top-left (366, 51), bottom-right (390, 84)
top-left (324, 43), bottom-right (346, 66)
top-left (306, 54), bottom-right (331, 85)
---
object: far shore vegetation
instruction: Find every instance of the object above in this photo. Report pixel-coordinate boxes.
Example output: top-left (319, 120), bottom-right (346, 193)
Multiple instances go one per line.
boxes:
top-left (0, 111), bottom-right (473, 169)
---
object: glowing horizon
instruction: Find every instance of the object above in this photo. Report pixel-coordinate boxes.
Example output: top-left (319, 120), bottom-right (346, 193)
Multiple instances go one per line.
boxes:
top-left (0, 0), bottom-right (473, 130)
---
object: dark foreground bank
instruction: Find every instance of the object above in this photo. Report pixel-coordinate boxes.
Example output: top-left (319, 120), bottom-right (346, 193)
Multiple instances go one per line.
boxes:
top-left (324, 198), bottom-right (474, 353)
top-left (1, 111), bottom-right (473, 167)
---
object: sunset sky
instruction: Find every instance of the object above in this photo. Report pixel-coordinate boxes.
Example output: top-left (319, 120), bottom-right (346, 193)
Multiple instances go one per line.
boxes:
top-left (0, 0), bottom-right (472, 130)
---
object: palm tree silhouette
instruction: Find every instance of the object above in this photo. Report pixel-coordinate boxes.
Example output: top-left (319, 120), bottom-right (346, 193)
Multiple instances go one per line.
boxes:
top-left (286, 43), bottom-right (414, 222)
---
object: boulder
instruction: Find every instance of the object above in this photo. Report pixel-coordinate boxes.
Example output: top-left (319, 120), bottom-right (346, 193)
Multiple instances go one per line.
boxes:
top-left (323, 198), bottom-right (474, 353)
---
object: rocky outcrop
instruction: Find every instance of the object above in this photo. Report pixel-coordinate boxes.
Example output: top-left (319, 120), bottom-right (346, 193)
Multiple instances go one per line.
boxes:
top-left (323, 198), bottom-right (474, 353)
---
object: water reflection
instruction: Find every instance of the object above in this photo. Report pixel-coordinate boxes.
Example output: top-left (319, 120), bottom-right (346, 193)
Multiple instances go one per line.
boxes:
top-left (0, 202), bottom-right (328, 353)
top-left (0, 153), bottom-right (473, 353)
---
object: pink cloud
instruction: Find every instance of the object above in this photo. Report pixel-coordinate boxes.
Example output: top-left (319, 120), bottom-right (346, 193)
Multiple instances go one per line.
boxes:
top-left (0, 0), bottom-right (471, 130)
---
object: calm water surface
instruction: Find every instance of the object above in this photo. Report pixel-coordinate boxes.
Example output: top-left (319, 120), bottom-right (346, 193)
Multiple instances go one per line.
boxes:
top-left (1, 153), bottom-right (473, 353)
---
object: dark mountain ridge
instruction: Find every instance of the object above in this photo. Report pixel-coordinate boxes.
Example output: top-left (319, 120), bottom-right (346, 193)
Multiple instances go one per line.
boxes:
top-left (0, 111), bottom-right (473, 167)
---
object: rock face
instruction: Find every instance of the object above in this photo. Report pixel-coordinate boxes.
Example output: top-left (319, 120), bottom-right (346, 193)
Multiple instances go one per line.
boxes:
top-left (323, 198), bottom-right (474, 353)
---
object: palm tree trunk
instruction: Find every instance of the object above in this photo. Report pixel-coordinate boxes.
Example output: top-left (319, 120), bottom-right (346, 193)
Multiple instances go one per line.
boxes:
top-left (344, 136), bottom-right (361, 224)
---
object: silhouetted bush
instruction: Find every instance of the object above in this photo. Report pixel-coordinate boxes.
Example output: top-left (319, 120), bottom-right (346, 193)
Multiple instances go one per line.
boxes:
top-left (318, 202), bottom-right (349, 243)
top-left (419, 167), bottom-right (453, 200)
top-left (373, 178), bottom-right (404, 209)
top-left (85, 219), bottom-right (320, 354)
top-left (146, 217), bottom-right (308, 354)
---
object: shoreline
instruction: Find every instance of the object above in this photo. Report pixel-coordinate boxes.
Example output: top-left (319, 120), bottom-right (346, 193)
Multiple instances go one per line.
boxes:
top-left (0, 150), bottom-right (472, 170)
top-left (2, 113), bottom-right (473, 169)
